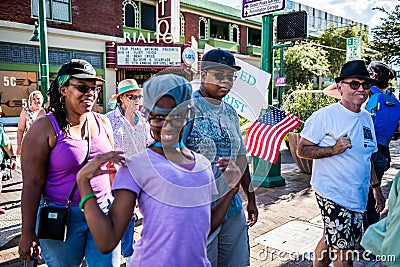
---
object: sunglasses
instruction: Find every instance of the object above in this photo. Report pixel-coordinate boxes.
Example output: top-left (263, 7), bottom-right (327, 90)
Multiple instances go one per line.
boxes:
top-left (205, 71), bottom-right (237, 82)
top-left (66, 83), bottom-right (102, 94)
top-left (341, 81), bottom-right (371, 90)
top-left (126, 94), bottom-right (143, 101)
top-left (148, 114), bottom-right (186, 128)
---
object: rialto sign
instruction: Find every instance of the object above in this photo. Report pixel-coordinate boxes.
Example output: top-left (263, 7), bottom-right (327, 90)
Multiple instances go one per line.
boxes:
top-left (124, 0), bottom-right (180, 44)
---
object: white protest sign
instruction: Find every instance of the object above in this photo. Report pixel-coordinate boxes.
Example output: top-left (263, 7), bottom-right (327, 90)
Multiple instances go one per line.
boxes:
top-left (203, 44), bottom-right (271, 121)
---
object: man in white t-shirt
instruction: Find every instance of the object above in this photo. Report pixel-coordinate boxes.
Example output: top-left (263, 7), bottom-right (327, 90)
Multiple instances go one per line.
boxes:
top-left (297, 60), bottom-right (386, 267)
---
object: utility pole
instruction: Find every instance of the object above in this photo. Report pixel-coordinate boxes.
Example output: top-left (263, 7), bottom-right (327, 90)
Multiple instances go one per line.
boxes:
top-left (38, 0), bottom-right (49, 98)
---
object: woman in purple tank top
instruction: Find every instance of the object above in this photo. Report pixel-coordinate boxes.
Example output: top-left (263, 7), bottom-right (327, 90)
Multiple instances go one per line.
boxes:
top-left (18, 59), bottom-right (121, 267)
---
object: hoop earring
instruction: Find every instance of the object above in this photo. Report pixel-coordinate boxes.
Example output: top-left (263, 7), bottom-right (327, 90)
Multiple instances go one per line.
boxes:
top-left (60, 95), bottom-right (66, 105)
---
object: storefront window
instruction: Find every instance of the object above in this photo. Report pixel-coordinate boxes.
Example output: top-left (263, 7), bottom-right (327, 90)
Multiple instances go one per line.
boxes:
top-left (210, 19), bottom-right (229, 40)
top-left (0, 70), bottom-right (37, 117)
top-left (248, 28), bottom-right (261, 46)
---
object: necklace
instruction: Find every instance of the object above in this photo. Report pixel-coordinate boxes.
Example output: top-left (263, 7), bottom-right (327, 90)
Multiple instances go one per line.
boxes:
top-left (147, 141), bottom-right (185, 149)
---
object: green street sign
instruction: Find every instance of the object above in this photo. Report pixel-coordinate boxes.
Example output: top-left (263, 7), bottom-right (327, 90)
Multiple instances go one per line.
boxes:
top-left (346, 36), bottom-right (362, 61)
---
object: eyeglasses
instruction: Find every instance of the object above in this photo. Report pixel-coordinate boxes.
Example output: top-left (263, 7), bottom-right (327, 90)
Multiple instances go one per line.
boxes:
top-left (66, 83), bottom-right (102, 94)
top-left (205, 71), bottom-right (237, 82)
top-left (341, 81), bottom-right (371, 90)
top-left (148, 114), bottom-right (186, 128)
top-left (126, 94), bottom-right (143, 101)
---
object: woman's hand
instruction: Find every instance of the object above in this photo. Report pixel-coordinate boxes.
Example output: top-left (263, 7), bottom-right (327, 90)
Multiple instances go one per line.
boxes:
top-left (18, 233), bottom-right (41, 261)
top-left (77, 151), bottom-right (127, 182)
top-left (372, 187), bottom-right (386, 213)
top-left (218, 157), bottom-right (241, 190)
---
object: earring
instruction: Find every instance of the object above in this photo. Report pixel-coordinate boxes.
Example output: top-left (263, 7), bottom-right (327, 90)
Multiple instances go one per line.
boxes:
top-left (60, 95), bottom-right (66, 105)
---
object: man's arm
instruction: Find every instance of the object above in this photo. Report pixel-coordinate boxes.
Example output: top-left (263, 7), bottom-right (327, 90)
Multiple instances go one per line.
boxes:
top-left (297, 135), bottom-right (352, 159)
top-left (236, 154), bottom-right (258, 227)
top-left (370, 159), bottom-right (385, 213)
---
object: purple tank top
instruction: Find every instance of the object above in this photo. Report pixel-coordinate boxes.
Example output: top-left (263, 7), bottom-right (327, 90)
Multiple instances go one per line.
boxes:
top-left (44, 112), bottom-right (112, 206)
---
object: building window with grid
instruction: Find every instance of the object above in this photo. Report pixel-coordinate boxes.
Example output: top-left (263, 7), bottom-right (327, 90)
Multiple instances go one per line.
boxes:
top-left (123, 0), bottom-right (139, 28)
top-left (199, 17), bottom-right (208, 39)
top-left (141, 3), bottom-right (156, 31)
top-left (231, 24), bottom-right (239, 43)
top-left (31, 0), bottom-right (71, 22)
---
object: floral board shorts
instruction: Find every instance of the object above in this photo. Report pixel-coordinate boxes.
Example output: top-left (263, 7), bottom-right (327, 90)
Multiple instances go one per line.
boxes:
top-left (315, 193), bottom-right (363, 250)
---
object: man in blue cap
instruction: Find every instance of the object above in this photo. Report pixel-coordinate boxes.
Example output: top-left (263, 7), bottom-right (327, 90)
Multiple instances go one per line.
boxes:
top-left (297, 60), bottom-right (386, 267)
top-left (184, 48), bottom-right (258, 267)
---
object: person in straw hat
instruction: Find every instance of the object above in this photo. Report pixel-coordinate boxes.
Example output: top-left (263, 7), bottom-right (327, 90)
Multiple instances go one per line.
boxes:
top-left (106, 79), bottom-right (149, 159)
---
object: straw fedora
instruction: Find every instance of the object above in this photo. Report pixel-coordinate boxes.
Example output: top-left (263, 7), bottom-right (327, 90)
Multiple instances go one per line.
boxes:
top-left (109, 79), bottom-right (142, 103)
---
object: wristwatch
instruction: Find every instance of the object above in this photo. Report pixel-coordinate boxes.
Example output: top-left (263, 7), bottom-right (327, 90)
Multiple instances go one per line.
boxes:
top-left (10, 155), bottom-right (16, 160)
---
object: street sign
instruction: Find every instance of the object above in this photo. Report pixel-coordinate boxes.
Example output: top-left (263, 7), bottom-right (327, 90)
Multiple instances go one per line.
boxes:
top-left (242, 0), bottom-right (285, 19)
top-left (346, 36), bottom-right (362, 61)
top-left (275, 77), bottom-right (286, 86)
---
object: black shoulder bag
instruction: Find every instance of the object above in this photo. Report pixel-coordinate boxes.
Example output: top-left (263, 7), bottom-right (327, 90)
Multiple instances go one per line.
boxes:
top-left (38, 119), bottom-right (91, 241)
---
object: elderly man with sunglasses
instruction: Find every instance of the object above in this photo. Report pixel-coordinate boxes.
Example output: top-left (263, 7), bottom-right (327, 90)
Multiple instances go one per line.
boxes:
top-left (297, 60), bottom-right (386, 267)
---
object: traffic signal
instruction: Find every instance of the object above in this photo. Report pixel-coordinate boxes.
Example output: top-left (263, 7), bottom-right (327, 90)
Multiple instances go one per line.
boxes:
top-left (277, 11), bottom-right (308, 42)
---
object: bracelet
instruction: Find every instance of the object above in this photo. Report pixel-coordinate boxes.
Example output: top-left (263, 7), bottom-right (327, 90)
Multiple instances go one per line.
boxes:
top-left (371, 182), bottom-right (381, 188)
top-left (79, 193), bottom-right (96, 211)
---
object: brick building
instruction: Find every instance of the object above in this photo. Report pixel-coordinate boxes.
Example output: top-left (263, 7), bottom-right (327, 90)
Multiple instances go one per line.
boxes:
top-left (0, 0), bottom-right (366, 119)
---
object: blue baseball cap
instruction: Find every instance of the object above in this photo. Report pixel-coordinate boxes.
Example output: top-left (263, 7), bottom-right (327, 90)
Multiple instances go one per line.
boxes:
top-left (201, 49), bottom-right (241, 71)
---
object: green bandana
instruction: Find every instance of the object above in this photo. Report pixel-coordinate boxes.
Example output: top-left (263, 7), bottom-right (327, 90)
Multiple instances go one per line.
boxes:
top-left (58, 75), bottom-right (70, 86)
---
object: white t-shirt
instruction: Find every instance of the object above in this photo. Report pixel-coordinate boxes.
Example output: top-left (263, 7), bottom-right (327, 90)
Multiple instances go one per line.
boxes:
top-left (300, 103), bottom-right (377, 212)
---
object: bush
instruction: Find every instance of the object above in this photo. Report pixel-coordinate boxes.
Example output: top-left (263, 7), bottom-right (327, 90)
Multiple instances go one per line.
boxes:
top-left (281, 83), bottom-right (338, 133)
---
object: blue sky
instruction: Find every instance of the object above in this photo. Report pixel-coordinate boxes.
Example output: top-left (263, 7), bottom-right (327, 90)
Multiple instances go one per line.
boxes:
top-left (211, 0), bottom-right (397, 29)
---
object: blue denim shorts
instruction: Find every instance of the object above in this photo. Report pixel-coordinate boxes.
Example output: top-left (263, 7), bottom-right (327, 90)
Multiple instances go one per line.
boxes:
top-left (36, 194), bottom-right (121, 267)
top-left (207, 210), bottom-right (250, 267)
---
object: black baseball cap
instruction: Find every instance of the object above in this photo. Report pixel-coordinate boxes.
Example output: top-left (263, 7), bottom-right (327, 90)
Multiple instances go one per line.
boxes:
top-left (201, 49), bottom-right (241, 71)
top-left (335, 60), bottom-right (374, 83)
top-left (58, 59), bottom-right (105, 82)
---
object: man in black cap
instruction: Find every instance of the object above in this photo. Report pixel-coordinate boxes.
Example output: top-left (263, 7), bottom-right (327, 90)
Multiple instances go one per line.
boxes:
top-left (297, 60), bottom-right (386, 267)
top-left (184, 48), bottom-right (257, 267)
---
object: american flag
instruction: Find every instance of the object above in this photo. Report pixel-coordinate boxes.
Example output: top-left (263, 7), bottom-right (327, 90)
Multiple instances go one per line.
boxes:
top-left (246, 106), bottom-right (302, 164)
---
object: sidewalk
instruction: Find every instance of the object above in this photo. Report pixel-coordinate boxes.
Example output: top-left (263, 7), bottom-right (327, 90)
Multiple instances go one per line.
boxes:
top-left (1, 126), bottom-right (398, 266)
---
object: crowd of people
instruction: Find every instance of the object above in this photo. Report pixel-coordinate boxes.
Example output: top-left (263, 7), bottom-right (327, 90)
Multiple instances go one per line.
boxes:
top-left (0, 48), bottom-right (396, 267)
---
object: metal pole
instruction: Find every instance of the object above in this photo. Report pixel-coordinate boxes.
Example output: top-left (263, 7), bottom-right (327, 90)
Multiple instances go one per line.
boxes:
top-left (261, 15), bottom-right (273, 105)
top-left (38, 0), bottom-right (49, 97)
top-left (251, 14), bottom-right (285, 188)
top-left (278, 46), bottom-right (284, 107)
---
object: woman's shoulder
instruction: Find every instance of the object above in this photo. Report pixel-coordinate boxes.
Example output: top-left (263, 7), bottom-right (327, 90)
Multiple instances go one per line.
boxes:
top-left (24, 114), bottom-right (55, 140)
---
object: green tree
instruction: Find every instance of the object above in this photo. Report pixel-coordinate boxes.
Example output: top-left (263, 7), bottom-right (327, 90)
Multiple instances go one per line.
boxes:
top-left (371, 4), bottom-right (400, 63)
top-left (284, 41), bottom-right (330, 87)
top-left (319, 25), bottom-right (370, 78)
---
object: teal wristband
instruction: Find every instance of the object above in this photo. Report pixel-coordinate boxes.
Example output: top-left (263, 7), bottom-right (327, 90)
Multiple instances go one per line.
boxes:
top-left (79, 193), bottom-right (96, 211)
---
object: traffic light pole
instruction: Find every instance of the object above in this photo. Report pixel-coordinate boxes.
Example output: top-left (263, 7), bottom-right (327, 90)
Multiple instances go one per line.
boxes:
top-left (38, 0), bottom-right (49, 98)
top-left (251, 14), bottom-right (285, 188)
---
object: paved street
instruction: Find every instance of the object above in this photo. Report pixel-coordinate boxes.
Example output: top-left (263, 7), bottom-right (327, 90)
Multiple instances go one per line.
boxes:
top-left (1, 126), bottom-right (398, 266)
